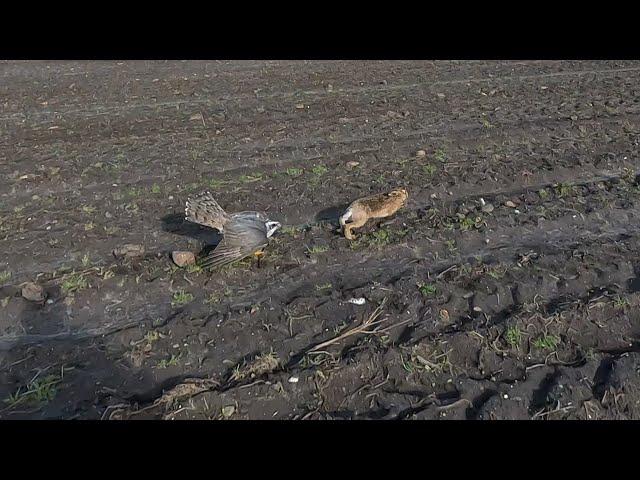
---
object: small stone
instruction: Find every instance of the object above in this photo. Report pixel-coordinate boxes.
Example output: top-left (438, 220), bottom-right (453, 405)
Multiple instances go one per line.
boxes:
top-left (288, 376), bottom-right (299, 383)
top-left (22, 282), bottom-right (45, 302)
top-left (347, 297), bottom-right (366, 305)
top-left (295, 103), bottom-right (305, 109)
top-left (436, 93), bottom-right (446, 98)
top-left (326, 83), bottom-right (334, 92)
top-left (346, 161), bottom-right (360, 170)
top-left (481, 202), bottom-right (495, 213)
top-left (505, 200), bottom-right (517, 208)
top-left (221, 405), bottom-right (235, 418)
top-left (113, 244), bottom-right (145, 259)
top-left (416, 150), bottom-right (427, 158)
top-left (171, 251), bottom-right (196, 267)
top-left (473, 306), bottom-right (483, 312)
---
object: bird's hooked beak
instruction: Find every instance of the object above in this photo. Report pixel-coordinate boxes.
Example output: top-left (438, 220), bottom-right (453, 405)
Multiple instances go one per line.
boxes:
top-left (266, 221), bottom-right (282, 238)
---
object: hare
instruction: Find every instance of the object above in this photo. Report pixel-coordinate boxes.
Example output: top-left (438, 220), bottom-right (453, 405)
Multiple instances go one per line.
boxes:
top-left (339, 188), bottom-right (408, 240)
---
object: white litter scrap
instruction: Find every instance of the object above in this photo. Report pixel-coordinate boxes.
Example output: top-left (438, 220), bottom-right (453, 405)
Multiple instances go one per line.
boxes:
top-left (288, 376), bottom-right (299, 383)
top-left (347, 297), bottom-right (366, 305)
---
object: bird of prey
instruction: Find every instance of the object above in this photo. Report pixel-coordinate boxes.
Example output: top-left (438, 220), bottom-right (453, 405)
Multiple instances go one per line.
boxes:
top-left (185, 191), bottom-right (281, 269)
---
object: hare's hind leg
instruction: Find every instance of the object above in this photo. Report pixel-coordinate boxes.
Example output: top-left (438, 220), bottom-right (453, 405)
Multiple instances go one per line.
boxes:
top-left (344, 215), bottom-right (368, 240)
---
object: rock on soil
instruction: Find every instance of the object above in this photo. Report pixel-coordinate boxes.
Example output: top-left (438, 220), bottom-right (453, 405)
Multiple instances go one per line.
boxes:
top-left (172, 251), bottom-right (196, 267)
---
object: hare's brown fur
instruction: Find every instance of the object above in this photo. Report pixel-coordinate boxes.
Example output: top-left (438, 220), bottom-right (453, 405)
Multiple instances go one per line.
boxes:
top-left (340, 188), bottom-right (408, 240)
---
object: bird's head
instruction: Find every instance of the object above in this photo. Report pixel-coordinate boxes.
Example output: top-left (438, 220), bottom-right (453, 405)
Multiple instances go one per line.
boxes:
top-left (265, 220), bottom-right (281, 238)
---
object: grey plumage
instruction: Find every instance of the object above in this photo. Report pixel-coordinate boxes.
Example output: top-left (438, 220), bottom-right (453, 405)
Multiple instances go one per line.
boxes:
top-left (185, 192), bottom-right (281, 270)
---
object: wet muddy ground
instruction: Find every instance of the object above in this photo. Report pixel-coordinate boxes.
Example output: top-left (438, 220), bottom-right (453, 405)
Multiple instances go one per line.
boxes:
top-left (1, 60), bottom-right (639, 419)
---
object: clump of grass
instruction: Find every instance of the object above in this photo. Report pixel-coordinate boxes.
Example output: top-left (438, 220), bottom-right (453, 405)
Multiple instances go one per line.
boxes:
top-left (423, 164), bottom-right (436, 175)
top-left (370, 228), bottom-right (391, 246)
top-left (4, 372), bottom-right (63, 410)
top-left (239, 173), bottom-right (264, 183)
top-left (171, 290), bottom-right (194, 307)
top-left (532, 335), bottom-right (560, 350)
top-left (127, 187), bottom-right (141, 198)
top-left (151, 183), bottom-right (161, 194)
top-left (286, 167), bottom-right (303, 177)
top-left (280, 225), bottom-right (300, 235)
top-left (156, 354), bottom-right (180, 369)
top-left (613, 295), bottom-right (629, 309)
top-left (84, 222), bottom-right (96, 231)
top-left (538, 188), bottom-right (549, 200)
top-left (312, 165), bottom-right (328, 176)
top-left (505, 326), bottom-right (522, 347)
top-left (100, 267), bottom-right (115, 280)
top-left (486, 265), bottom-right (507, 280)
top-left (306, 245), bottom-right (328, 254)
top-left (459, 216), bottom-right (475, 231)
top-left (434, 148), bottom-right (447, 162)
top-left (61, 273), bottom-right (89, 294)
top-left (230, 351), bottom-right (281, 382)
top-left (81, 254), bottom-right (91, 267)
top-left (555, 183), bottom-right (575, 198)
top-left (0, 270), bottom-right (11, 283)
top-left (186, 263), bottom-right (202, 274)
top-left (374, 174), bottom-right (386, 184)
top-left (350, 227), bottom-right (404, 251)
top-left (315, 282), bottom-right (332, 291)
top-left (208, 178), bottom-right (230, 189)
top-left (204, 292), bottom-right (220, 305)
top-left (444, 239), bottom-right (457, 253)
top-left (82, 205), bottom-right (96, 214)
top-left (458, 214), bottom-right (484, 231)
top-left (418, 282), bottom-right (436, 296)
top-left (143, 330), bottom-right (162, 344)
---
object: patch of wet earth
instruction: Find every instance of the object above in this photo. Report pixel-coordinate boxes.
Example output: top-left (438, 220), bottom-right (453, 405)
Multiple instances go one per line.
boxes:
top-left (1, 60), bottom-right (640, 419)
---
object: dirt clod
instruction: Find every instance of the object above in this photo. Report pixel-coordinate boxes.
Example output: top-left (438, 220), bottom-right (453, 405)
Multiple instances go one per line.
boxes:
top-left (21, 282), bottom-right (45, 302)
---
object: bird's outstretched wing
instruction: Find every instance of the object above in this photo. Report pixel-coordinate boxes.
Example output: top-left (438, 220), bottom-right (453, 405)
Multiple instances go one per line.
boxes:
top-left (185, 191), bottom-right (229, 232)
top-left (198, 220), bottom-right (268, 270)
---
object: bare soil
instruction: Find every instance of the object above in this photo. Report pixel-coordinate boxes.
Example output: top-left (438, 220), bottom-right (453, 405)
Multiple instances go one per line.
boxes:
top-left (1, 60), bottom-right (640, 420)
